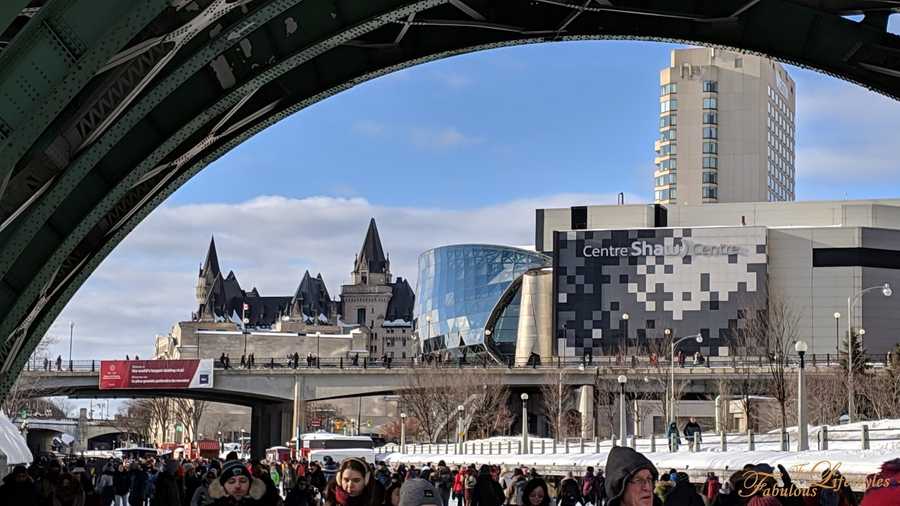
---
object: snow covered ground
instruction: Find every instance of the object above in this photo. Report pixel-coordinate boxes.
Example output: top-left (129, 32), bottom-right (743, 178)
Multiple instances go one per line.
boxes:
top-left (379, 420), bottom-right (900, 489)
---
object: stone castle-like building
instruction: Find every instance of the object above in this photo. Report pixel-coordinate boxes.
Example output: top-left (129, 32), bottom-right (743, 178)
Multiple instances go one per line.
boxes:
top-left (168, 217), bottom-right (415, 361)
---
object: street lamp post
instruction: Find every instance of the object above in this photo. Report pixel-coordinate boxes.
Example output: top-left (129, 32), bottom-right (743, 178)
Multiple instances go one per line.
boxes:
top-left (670, 334), bottom-right (703, 426)
top-left (833, 312), bottom-right (841, 356)
top-left (847, 283), bottom-right (891, 422)
top-left (315, 331), bottom-right (321, 365)
top-left (520, 393), bottom-right (529, 453)
top-left (795, 340), bottom-right (809, 451)
top-left (621, 313), bottom-right (630, 356)
top-left (400, 413), bottom-right (407, 453)
top-left (617, 375), bottom-right (627, 447)
top-left (457, 405), bottom-right (464, 452)
top-left (68, 322), bottom-right (74, 369)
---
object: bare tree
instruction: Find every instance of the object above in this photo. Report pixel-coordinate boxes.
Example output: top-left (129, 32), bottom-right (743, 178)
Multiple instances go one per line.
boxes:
top-left (174, 398), bottom-right (209, 440)
top-left (744, 290), bottom-right (801, 434)
top-left (861, 346), bottom-right (900, 420)
top-left (540, 371), bottom-right (569, 439)
top-left (806, 372), bottom-right (846, 426)
top-left (1, 334), bottom-right (59, 418)
top-left (593, 378), bottom-right (617, 439)
top-left (145, 397), bottom-right (173, 444)
top-left (114, 400), bottom-right (153, 444)
top-left (400, 369), bottom-right (508, 442)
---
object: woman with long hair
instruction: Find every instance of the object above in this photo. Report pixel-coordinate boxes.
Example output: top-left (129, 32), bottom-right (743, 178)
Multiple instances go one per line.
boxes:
top-left (522, 479), bottom-right (550, 506)
top-left (323, 458), bottom-right (384, 506)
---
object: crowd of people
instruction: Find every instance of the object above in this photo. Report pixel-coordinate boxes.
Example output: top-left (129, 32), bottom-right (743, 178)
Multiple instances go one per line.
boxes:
top-left (2, 447), bottom-right (898, 506)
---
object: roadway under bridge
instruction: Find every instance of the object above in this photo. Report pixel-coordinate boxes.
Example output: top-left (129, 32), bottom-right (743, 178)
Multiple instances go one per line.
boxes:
top-left (0, 0), bottom-right (899, 402)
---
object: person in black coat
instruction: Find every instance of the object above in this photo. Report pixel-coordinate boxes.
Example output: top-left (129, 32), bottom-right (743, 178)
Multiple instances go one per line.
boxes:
top-left (604, 446), bottom-right (662, 506)
top-left (308, 462), bottom-right (327, 495)
top-left (0, 465), bottom-right (40, 504)
top-left (662, 473), bottom-right (704, 506)
top-left (286, 474), bottom-right (317, 506)
top-left (470, 465), bottom-right (504, 506)
top-left (151, 460), bottom-right (183, 506)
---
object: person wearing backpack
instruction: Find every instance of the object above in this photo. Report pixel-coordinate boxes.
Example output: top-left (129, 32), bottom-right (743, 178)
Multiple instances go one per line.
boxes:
top-left (506, 469), bottom-right (526, 506)
top-left (557, 472), bottom-right (580, 506)
top-left (581, 468), bottom-right (595, 506)
top-left (434, 461), bottom-right (453, 506)
top-left (590, 469), bottom-right (606, 506)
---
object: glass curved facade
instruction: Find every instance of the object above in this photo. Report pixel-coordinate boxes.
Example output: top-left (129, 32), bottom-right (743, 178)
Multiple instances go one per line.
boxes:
top-left (414, 244), bottom-right (551, 356)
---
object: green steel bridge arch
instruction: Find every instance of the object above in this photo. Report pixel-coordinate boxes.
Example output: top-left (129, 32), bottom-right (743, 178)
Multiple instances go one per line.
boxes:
top-left (0, 0), bottom-right (898, 400)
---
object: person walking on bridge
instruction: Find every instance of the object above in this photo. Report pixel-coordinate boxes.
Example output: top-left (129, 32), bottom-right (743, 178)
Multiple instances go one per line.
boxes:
top-left (56, 355), bottom-right (63, 371)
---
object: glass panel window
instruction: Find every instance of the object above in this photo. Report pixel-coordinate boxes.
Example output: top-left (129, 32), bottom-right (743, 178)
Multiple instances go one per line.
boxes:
top-left (703, 80), bottom-right (718, 93)
top-left (703, 97), bottom-right (717, 109)
top-left (703, 142), bottom-right (718, 154)
top-left (660, 129), bottom-right (676, 141)
top-left (659, 83), bottom-right (677, 96)
top-left (661, 99), bottom-right (678, 113)
top-left (703, 112), bottom-right (718, 124)
top-left (703, 186), bottom-right (718, 199)
top-left (703, 156), bottom-right (718, 169)
top-left (702, 171), bottom-right (718, 184)
top-left (703, 127), bottom-right (717, 139)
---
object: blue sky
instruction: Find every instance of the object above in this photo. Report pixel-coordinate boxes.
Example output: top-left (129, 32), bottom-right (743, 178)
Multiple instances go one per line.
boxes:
top-left (169, 37), bottom-right (900, 209)
top-left (45, 36), bottom-right (900, 369)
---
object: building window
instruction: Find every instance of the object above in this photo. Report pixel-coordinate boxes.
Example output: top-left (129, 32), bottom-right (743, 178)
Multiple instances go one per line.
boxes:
top-left (703, 186), bottom-right (718, 199)
top-left (703, 80), bottom-right (718, 93)
top-left (661, 99), bottom-right (678, 113)
top-left (656, 173), bottom-right (676, 186)
top-left (657, 158), bottom-right (677, 171)
top-left (702, 142), bottom-right (718, 154)
top-left (659, 143), bottom-right (677, 156)
top-left (703, 112), bottom-right (717, 125)
top-left (734, 57), bottom-right (742, 68)
top-left (660, 129), bottom-right (676, 141)
top-left (702, 156), bottom-right (718, 169)
top-left (703, 97), bottom-right (717, 109)
top-left (703, 127), bottom-right (717, 139)
top-left (660, 83), bottom-right (677, 96)
top-left (702, 171), bottom-right (718, 184)
top-left (402, 339), bottom-right (406, 347)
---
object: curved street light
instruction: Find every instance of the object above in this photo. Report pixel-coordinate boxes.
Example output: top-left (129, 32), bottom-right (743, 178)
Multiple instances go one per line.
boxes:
top-left (669, 334), bottom-right (703, 426)
top-left (847, 283), bottom-right (891, 422)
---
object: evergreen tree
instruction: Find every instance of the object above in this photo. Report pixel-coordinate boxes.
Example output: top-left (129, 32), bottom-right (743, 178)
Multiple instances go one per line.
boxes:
top-left (839, 331), bottom-right (870, 375)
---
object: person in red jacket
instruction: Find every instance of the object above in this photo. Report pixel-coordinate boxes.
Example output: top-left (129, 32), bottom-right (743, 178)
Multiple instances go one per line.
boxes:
top-left (704, 472), bottom-right (721, 504)
top-left (861, 458), bottom-right (900, 506)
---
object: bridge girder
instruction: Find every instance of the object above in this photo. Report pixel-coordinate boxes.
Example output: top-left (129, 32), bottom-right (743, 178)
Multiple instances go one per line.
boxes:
top-left (0, 1), bottom-right (898, 400)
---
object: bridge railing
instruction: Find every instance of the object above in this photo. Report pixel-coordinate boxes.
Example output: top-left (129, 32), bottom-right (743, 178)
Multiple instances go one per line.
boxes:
top-left (377, 423), bottom-right (900, 456)
top-left (22, 352), bottom-right (875, 374)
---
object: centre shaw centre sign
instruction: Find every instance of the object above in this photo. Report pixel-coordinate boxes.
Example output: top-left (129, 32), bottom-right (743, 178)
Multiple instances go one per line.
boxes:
top-left (99, 359), bottom-right (214, 390)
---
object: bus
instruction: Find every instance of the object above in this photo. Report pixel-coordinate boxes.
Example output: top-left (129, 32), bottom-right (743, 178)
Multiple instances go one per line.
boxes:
top-left (298, 431), bottom-right (374, 459)
top-left (117, 447), bottom-right (160, 460)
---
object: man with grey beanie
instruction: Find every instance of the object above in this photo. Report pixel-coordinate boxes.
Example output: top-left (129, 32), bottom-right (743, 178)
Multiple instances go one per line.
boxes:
top-left (400, 479), bottom-right (444, 506)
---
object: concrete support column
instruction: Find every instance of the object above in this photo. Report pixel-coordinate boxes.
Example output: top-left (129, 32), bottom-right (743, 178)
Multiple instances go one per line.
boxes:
top-left (251, 402), bottom-right (292, 459)
top-left (578, 385), bottom-right (594, 440)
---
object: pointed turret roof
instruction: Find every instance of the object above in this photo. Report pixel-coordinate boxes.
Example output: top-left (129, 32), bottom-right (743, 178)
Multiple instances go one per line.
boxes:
top-left (201, 236), bottom-right (221, 278)
top-left (356, 218), bottom-right (388, 274)
top-left (386, 277), bottom-right (415, 322)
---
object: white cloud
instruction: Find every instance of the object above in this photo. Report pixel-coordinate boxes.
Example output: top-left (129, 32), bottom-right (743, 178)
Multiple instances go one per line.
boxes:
top-left (45, 192), bottom-right (637, 360)
top-left (352, 119), bottom-right (387, 137)
top-left (410, 126), bottom-right (483, 149)
top-left (794, 76), bottom-right (900, 184)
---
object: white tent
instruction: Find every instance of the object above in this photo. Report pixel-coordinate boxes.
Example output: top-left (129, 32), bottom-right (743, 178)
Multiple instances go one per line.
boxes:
top-left (0, 410), bottom-right (32, 465)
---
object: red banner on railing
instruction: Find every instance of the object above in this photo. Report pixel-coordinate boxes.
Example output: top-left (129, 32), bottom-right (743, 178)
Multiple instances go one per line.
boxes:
top-left (99, 359), bottom-right (214, 390)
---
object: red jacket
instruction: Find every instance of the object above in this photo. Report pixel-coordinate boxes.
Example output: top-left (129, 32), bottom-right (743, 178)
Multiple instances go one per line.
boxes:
top-left (861, 458), bottom-right (900, 506)
top-left (705, 476), bottom-right (721, 501)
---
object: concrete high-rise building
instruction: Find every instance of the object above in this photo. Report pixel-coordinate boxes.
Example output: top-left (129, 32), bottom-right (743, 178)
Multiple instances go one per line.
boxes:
top-left (654, 48), bottom-right (796, 205)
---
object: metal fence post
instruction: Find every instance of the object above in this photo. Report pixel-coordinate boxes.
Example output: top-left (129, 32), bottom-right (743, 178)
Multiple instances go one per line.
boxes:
top-left (781, 431), bottom-right (789, 452)
top-left (541, 440), bottom-right (546, 454)
top-left (529, 441), bottom-right (534, 454)
top-left (595, 437), bottom-right (600, 453)
top-left (552, 440), bottom-right (557, 454)
top-left (479, 443), bottom-right (484, 454)
top-left (565, 440), bottom-right (570, 454)
top-left (819, 426), bottom-right (828, 451)
top-left (720, 431), bottom-right (727, 452)
top-left (91, 360), bottom-right (95, 372)
top-left (630, 435), bottom-right (636, 449)
top-left (612, 435), bottom-right (618, 447)
top-left (489, 442), bottom-right (493, 455)
top-left (862, 424), bottom-right (870, 450)
top-left (518, 441), bottom-right (523, 454)
top-left (747, 430), bottom-right (755, 451)
top-left (580, 439), bottom-right (585, 453)
top-left (650, 434), bottom-right (656, 453)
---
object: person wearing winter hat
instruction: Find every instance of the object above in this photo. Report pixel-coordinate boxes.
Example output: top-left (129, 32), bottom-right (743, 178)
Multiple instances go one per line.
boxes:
top-left (861, 458), bottom-right (900, 506)
top-left (662, 473), bottom-right (703, 506)
top-left (604, 446), bottom-right (660, 506)
top-left (399, 478), bottom-right (443, 506)
top-left (208, 460), bottom-right (268, 504)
